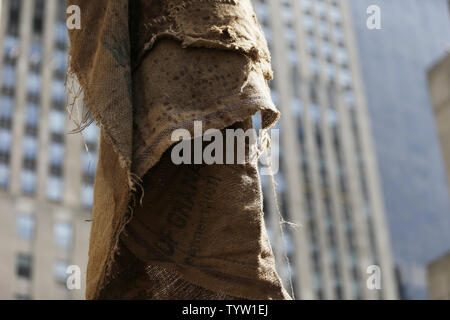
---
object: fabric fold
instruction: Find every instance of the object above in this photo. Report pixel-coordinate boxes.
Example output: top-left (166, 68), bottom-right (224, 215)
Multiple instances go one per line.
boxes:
top-left (67, 0), bottom-right (290, 300)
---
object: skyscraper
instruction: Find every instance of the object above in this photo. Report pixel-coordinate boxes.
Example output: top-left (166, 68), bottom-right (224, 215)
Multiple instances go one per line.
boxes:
top-left (348, 0), bottom-right (450, 299)
top-left (253, 0), bottom-right (397, 299)
top-left (0, 0), bottom-right (93, 299)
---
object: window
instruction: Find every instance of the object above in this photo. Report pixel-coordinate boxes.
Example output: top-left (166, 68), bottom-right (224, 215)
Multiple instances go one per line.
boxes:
top-left (353, 282), bottom-right (362, 299)
top-left (54, 221), bottom-right (73, 249)
top-left (47, 176), bottom-right (63, 201)
top-left (57, 0), bottom-right (68, 22)
top-left (23, 136), bottom-right (38, 159)
top-left (3, 35), bottom-right (19, 58)
top-left (29, 42), bottom-right (42, 66)
top-left (55, 22), bottom-right (68, 44)
top-left (270, 90), bottom-right (279, 105)
top-left (3, 36), bottom-right (18, 54)
top-left (21, 170), bottom-right (36, 194)
top-left (25, 103), bottom-right (39, 127)
top-left (26, 73), bottom-right (41, 95)
top-left (314, 272), bottom-right (323, 290)
top-left (307, 35), bottom-right (317, 53)
top-left (340, 69), bottom-right (352, 87)
top-left (327, 108), bottom-right (338, 127)
top-left (82, 124), bottom-right (99, 144)
top-left (301, 0), bottom-right (312, 11)
top-left (0, 163), bottom-right (9, 188)
top-left (49, 142), bottom-right (65, 166)
top-left (303, 15), bottom-right (314, 32)
top-left (344, 91), bottom-right (355, 107)
top-left (319, 21), bottom-right (330, 38)
top-left (334, 26), bottom-right (344, 44)
top-left (281, 5), bottom-right (293, 23)
top-left (275, 173), bottom-right (286, 193)
top-left (32, 0), bottom-right (45, 34)
top-left (49, 109), bottom-right (65, 134)
top-left (0, 129), bottom-right (12, 152)
top-left (330, 5), bottom-right (342, 24)
top-left (16, 254), bottom-right (32, 279)
top-left (0, 96), bottom-right (14, 119)
top-left (82, 151), bottom-right (97, 174)
top-left (2, 65), bottom-right (16, 89)
top-left (337, 47), bottom-right (348, 65)
top-left (284, 231), bottom-right (294, 256)
top-left (326, 63), bottom-right (335, 80)
top-left (292, 97), bottom-right (302, 117)
top-left (7, 0), bottom-right (22, 36)
top-left (255, 1), bottom-right (269, 24)
top-left (315, 1), bottom-right (326, 17)
top-left (52, 50), bottom-right (67, 73)
top-left (321, 41), bottom-right (332, 59)
top-left (330, 247), bottom-right (338, 263)
top-left (310, 57), bottom-right (319, 75)
top-left (81, 184), bottom-right (94, 208)
top-left (288, 48), bottom-right (298, 66)
top-left (17, 214), bottom-right (35, 240)
top-left (310, 103), bottom-right (320, 124)
top-left (285, 28), bottom-right (296, 45)
top-left (52, 81), bottom-right (66, 105)
top-left (53, 261), bottom-right (69, 284)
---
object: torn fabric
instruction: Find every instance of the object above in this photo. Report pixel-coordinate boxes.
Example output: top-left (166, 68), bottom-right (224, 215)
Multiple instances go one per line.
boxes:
top-left (67, 0), bottom-right (290, 300)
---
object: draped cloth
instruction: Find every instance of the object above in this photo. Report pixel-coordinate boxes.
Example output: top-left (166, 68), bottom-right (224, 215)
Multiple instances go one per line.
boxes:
top-left (67, 0), bottom-right (290, 300)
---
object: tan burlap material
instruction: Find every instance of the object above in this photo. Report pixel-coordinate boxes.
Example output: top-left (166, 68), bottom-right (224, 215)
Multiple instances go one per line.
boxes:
top-left (67, 0), bottom-right (290, 299)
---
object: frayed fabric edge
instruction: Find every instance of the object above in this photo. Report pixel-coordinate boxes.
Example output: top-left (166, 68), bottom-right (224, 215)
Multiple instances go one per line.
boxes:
top-left (67, 16), bottom-right (279, 296)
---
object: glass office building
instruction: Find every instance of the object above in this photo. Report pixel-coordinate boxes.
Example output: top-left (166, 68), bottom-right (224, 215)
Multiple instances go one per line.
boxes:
top-left (349, 0), bottom-right (450, 299)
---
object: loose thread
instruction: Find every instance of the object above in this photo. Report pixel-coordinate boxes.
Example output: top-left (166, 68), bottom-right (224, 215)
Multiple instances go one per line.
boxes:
top-left (263, 133), bottom-right (296, 300)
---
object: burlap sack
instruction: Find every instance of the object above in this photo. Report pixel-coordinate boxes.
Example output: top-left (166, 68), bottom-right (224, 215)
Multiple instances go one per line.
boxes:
top-left (68, 0), bottom-right (290, 300)
top-left (101, 120), bottom-right (289, 299)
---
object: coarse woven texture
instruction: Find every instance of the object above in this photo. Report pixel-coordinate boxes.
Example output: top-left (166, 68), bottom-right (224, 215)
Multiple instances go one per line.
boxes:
top-left (67, 0), bottom-right (290, 300)
top-left (101, 120), bottom-right (290, 299)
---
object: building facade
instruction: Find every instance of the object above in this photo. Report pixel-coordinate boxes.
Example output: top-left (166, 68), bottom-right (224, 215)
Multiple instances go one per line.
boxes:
top-left (348, 0), bottom-right (450, 299)
top-left (254, 0), bottom-right (397, 299)
top-left (0, 0), bottom-right (94, 299)
top-left (428, 53), bottom-right (450, 196)
top-left (427, 251), bottom-right (450, 300)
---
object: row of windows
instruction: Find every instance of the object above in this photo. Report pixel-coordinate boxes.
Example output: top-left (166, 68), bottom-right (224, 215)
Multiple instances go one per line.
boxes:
top-left (17, 213), bottom-right (73, 250)
top-left (0, 60), bottom-right (12, 191)
top-left (16, 253), bottom-right (70, 289)
top-left (256, 0), bottom-right (377, 300)
top-left (2, 65), bottom-right (66, 104)
top-left (0, 113), bottom-right (95, 204)
top-left (3, 36), bottom-right (67, 73)
top-left (253, 1), bottom-right (370, 297)
top-left (258, 1), bottom-right (351, 85)
top-left (15, 209), bottom-right (74, 297)
top-left (0, 11), bottom-right (92, 203)
top-left (269, 67), bottom-right (365, 299)
top-left (7, 0), bottom-right (22, 37)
